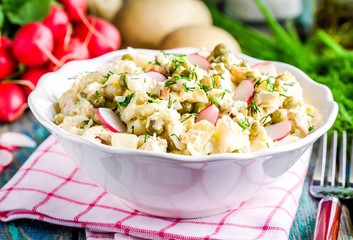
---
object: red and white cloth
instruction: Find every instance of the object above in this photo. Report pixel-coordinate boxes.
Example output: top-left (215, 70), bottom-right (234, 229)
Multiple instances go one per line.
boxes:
top-left (0, 135), bottom-right (311, 240)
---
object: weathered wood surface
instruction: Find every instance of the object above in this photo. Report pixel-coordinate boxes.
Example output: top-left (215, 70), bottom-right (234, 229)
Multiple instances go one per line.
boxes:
top-left (0, 110), bottom-right (85, 239)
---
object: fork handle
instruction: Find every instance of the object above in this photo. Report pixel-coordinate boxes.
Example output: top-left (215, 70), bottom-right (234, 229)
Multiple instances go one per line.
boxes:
top-left (313, 196), bottom-right (341, 240)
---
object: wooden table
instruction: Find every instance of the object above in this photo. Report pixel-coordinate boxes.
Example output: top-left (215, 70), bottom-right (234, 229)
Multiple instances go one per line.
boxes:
top-left (1, 110), bottom-right (352, 239)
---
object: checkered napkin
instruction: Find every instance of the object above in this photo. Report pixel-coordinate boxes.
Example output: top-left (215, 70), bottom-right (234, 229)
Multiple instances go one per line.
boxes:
top-left (0, 135), bottom-right (312, 240)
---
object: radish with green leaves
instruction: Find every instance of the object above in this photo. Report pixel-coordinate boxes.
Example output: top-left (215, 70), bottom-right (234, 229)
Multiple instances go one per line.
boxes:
top-left (0, 82), bottom-right (27, 122)
top-left (13, 22), bottom-right (54, 67)
top-left (73, 16), bottom-right (121, 58)
top-left (0, 36), bottom-right (17, 79)
top-left (195, 104), bottom-right (219, 125)
top-left (96, 108), bottom-right (127, 133)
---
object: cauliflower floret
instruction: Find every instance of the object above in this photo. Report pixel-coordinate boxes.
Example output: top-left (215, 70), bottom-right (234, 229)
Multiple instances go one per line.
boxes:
top-left (252, 90), bottom-right (282, 118)
top-left (139, 135), bottom-right (168, 152)
top-left (58, 115), bottom-right (89, 135)
top-left (276, 71), bottom-right (303, 98)
top-left (213, 116), bottom-right (250, 153)
top-left (288, 107), bottom-right (311, 137)
top-left (126, 74), bottom-right (156, 93)
top-left (118, 92), bottom-right (147, 122)
top-left (82, 125), bottom-right (112, 143)
top-left (181, 120), bottom-right (215, 156)
top-left (70, 98), bottom-right (95, 118)
top-left (102, 59), bottom-right (143, 75)
top-left (103, 74), bottom-right (125, 99)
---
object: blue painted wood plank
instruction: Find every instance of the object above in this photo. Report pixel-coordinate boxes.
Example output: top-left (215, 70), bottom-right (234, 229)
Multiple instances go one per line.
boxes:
top-left (0, 110), bottom-right (85, 239)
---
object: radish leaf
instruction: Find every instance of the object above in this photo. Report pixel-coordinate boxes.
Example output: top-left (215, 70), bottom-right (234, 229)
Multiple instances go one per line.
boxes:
top-left (3, 0), bottom-right (51, 25)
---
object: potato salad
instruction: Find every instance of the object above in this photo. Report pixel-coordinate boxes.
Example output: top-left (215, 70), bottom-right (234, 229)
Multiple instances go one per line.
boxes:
top-left (54, 44), bottom-right (319, 156)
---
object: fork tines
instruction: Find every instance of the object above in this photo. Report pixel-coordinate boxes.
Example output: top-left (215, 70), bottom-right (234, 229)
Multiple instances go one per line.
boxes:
top-left (310, 130), bottom-right (353, 199)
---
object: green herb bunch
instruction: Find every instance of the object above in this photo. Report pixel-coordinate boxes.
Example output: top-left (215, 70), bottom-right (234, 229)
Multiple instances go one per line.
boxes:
top-left (0, 0), bottom-right (51, 37)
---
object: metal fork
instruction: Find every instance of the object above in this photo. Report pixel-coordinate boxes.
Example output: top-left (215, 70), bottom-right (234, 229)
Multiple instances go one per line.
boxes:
top-left (310, 130), bottom-right (353, 240)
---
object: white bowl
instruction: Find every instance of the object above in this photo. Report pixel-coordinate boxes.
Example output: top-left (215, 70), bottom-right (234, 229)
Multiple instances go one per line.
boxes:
top-left (29, 48), bottom-right (338, 218)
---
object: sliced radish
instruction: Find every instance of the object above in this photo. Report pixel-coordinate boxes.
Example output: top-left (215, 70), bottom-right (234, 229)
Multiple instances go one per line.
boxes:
top-left (233, 79), bottom-right (254, 104)
top-left (63, 99), bottom-right (74, 115)
top-left (0, 132), bottom-right (36, 148)
top-left (0, 149), bottom-right (13, 168)
top-left (195, 104), bottom-right (219, 126)
top-left (265, 119), bottom-right (291, 141)
top-left (96, 108), bottom-right (127, 133)
top-left (145, 70), bottom-right (167, 82)
top-left (0, 144), bottom-right (19, 152)
top-left (186, 53), bottom-right (210, 70)
top-left (252, 62), bottom-right (277, 77)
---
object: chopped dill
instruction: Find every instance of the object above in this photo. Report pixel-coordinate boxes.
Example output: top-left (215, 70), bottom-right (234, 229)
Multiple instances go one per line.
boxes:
top-left (180, 113), bottom-right (198, 123)
top-left (117, 92), bottom-right (135, 108)
top-left (170, 133), bottom-right (180, 141)
top-left (167, 95), bottom-right (172, 108)
top-left (182, 82), bottom-right (195, 92)
top-left (210, 96), bottom-right (220, 105)
top-left (165, 79), bottom-right (177, 87)
top-left (249, 100), bottom-right (261, 115)
top-left (279, 93), bottom-right (289, 98)
top-left (260, 114), bottom-right (271, 125)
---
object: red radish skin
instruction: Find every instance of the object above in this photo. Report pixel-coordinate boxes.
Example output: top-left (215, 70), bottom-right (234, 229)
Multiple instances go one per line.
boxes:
top-left (60, 0), bottom-right (87, 22)
top-left (265, 119), bottom-right (292, 141)
top-left (186, 54), bottom-right (211, 70)
top-left (0, 132), bottom-right (36, 148)
top-left (195, 104), bottom-right (219, 126)
top-left (0, 82), bottom-right (27, 122)
top-left (20, 67), bottom-right (49, 97)
top-left (252, 62), bottom-right (277, 77)
top-left (233, 79), bottom-right (254, 104)
top-left (0, 145), bottom-right (19, 152)
top-left (0, 37), bottom-right (18, 79)
top-left (13, 22), bottom-right (54, 67)
top-left (73, 16), bottom-right (121, 58)
top-left (145, 70), bottom-right (167, 82)
top-left (9, 80), bottom-right (35, 99)
top-left (49, 37), bottom-right (89, 70)
top-left (43, 6), bottom-right (70, 41)
top-left (96, 108), bottom-right (127, 133)
top-left (0, 149), bottom-right (14, 168)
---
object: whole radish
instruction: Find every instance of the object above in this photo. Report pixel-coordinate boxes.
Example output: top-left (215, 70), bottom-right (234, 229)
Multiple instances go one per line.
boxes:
top-left (20, 66), bottom-right (49, 97)
top-left (0, 37), bottom-right (18, 79)
top-left (13, 22), bottom-right (54, 67)
top-left (73, 16), bottom-right (121, 58)
top-left (60, 0), bottom-right (87, 22)
top-left (0, 82), bottom-right (27, 122)
top-left (49, 37), bottom-right (89, 70)
top-left (43, 6), bottom-right (70, 41)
